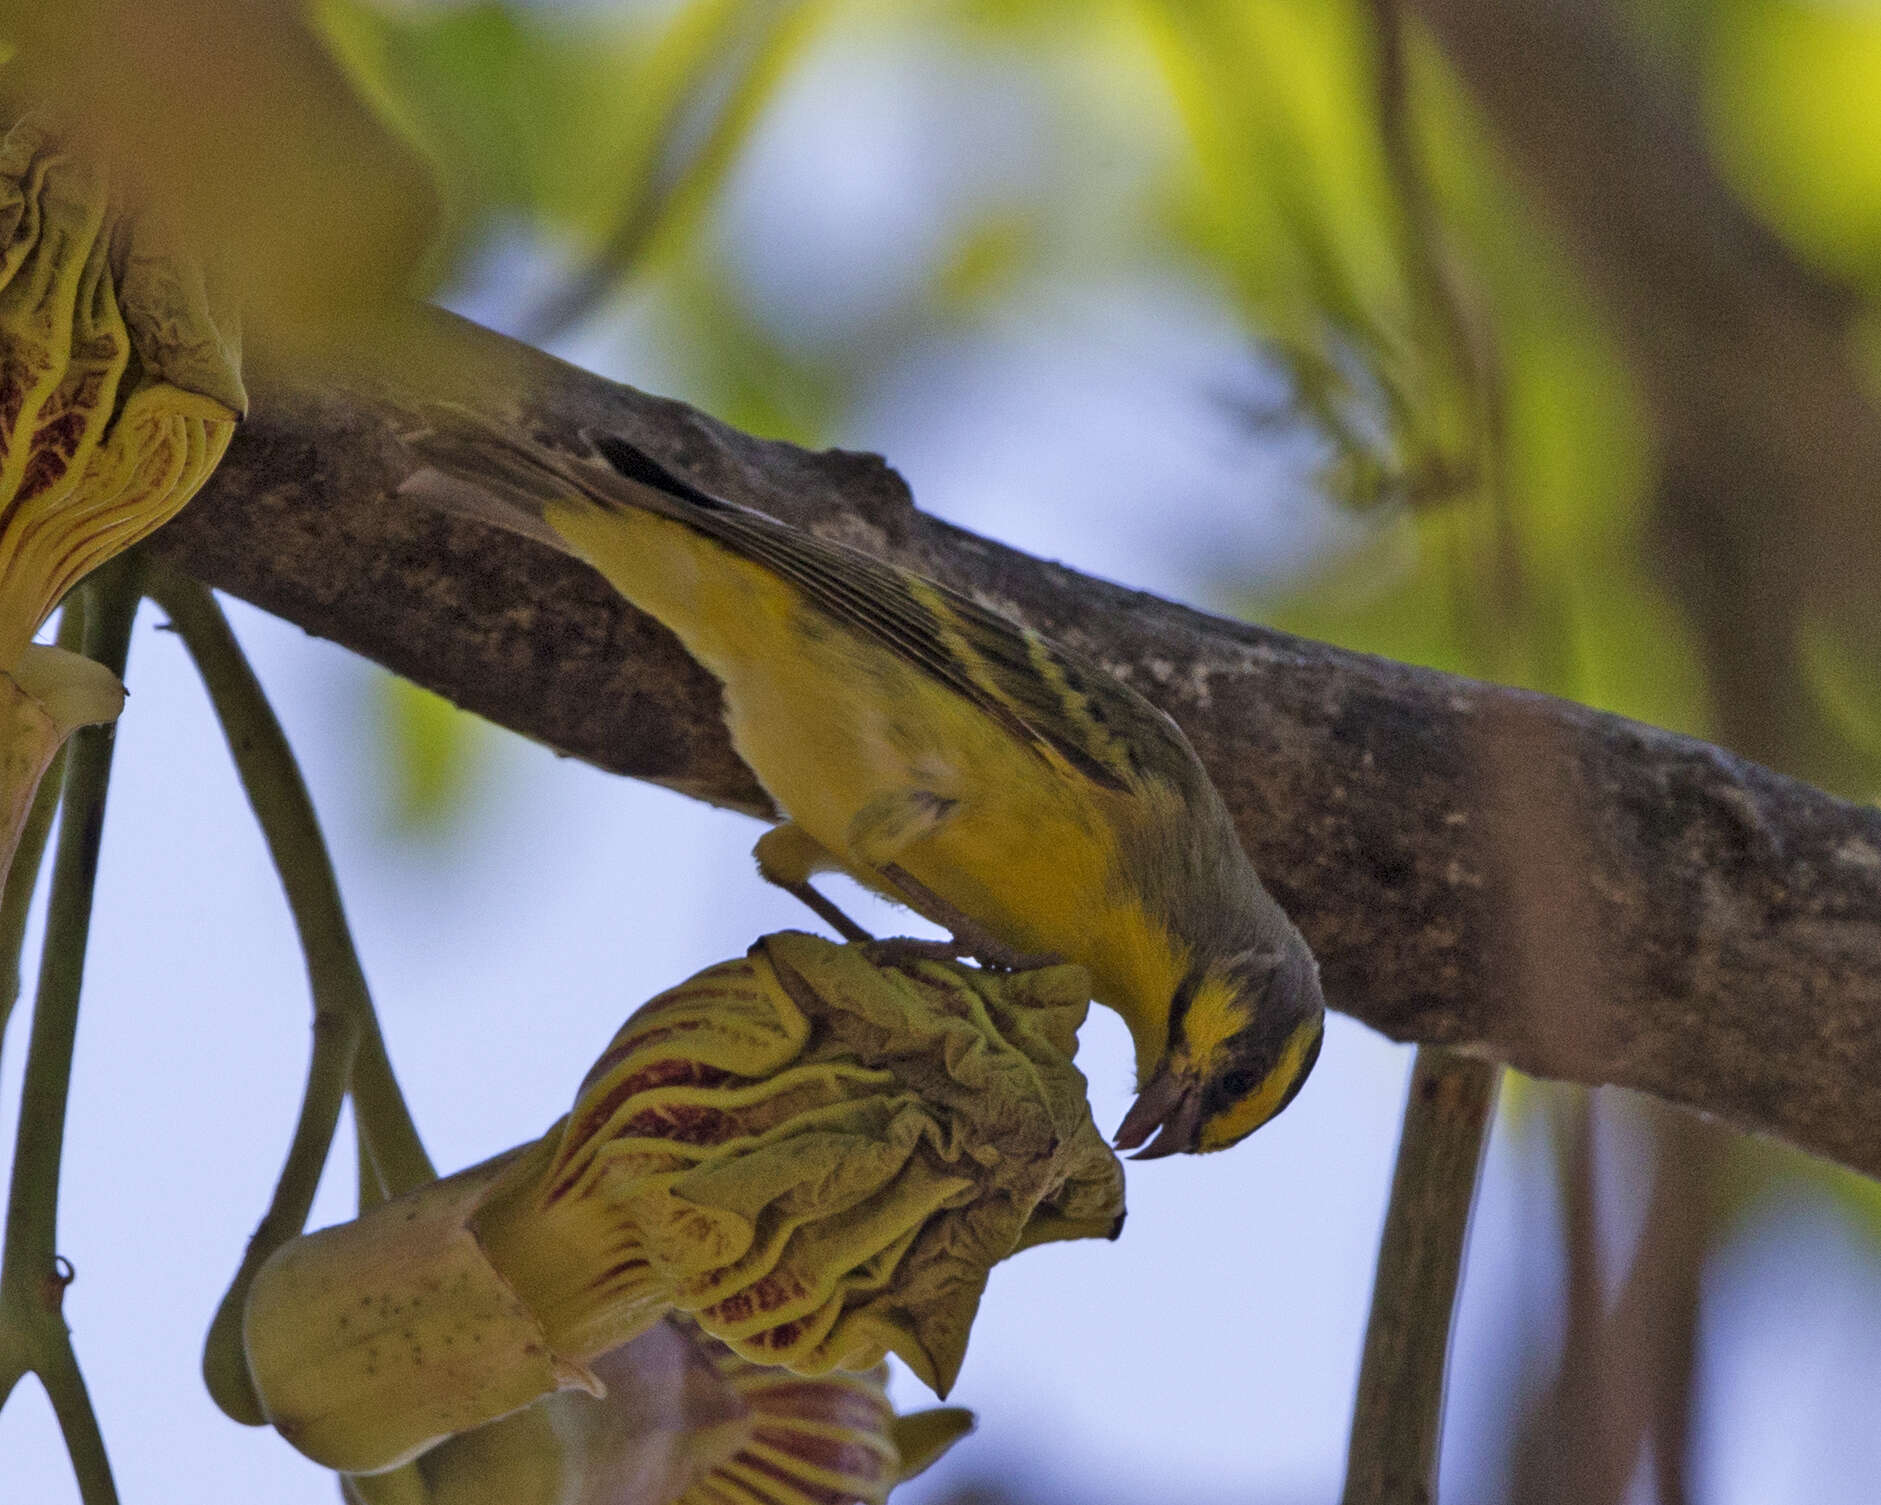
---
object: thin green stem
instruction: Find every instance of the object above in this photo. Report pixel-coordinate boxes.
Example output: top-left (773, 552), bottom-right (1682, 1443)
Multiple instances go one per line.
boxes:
top-left (1, 559), bottom-right (138, 1297)
top-left (39, 1336), bottom-right (120, 1505)
top-left (356, 1113), bottom-right (387, 1212)
top-left (0, 749), bottom-right (68, 1044)
top-left (353, 1012), bottom-right (433, 1197)
top-left (0, 557), bottom-right (139, 1504)
top-left (1341, 1046), bottom-right (1500, 1505)
top-left (0, 601), bottom-right (87, 1056)
top-left (144, 566), bottom-right (430, 1421)
top-left (196, 1011), bottom-right (357, 1424)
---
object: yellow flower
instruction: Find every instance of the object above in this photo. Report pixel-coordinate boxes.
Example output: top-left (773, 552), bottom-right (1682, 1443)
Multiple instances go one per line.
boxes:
top-left (245, 935), bottom-right (1124, 1475)
top-left (0, 117), bottom-right (244, 666)
top-left (0, 116), bottom-right (243, 875)
top-left (475, 933), bottom-right (1126, 1391)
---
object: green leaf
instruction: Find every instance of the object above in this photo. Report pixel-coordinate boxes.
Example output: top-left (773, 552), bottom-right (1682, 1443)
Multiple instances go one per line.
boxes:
top-left (372, 672), bottom-right (490, 839)
top-left (316, 0), bottom-right (828, 303)
top-left (1705, 0), bottom-right (1881, 290)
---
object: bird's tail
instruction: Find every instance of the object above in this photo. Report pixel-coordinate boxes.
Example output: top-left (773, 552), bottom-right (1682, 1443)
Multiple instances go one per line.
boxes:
top-left (396, 406), bottom-right (591, 550)
top-left (397, 405), bottom-right (749, 553)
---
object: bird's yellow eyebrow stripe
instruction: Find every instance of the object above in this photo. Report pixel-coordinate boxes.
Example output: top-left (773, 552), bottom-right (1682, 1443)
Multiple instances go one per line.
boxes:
top-left (1181, 975), bottom-right (1251, 1076)
top-left (1200, 1016), bottom-right (1323, 1151)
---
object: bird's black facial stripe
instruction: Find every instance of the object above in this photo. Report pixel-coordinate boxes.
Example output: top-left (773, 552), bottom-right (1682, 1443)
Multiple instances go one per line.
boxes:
top-left (1165, 972), bottom-right (1201, 1046)
top-left (1218, 1065), bottom-right (1263, 1100)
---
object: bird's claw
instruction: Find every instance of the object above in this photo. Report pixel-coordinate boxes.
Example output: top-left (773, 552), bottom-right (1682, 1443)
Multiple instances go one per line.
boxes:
top-left (861, 937), bottom-right (971, 968)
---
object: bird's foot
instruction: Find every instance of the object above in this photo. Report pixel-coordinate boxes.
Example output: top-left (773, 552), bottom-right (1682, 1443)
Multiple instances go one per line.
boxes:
top-left (860, 937), bottom-right (971, 969)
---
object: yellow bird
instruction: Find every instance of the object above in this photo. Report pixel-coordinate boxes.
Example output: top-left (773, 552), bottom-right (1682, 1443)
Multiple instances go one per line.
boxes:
top-left (404, 418), bottom-right (1324, 1156)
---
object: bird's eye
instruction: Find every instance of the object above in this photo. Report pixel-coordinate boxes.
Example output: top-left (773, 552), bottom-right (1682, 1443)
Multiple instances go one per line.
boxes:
top-left (1220, 1066), bottom-right (1263, 1099)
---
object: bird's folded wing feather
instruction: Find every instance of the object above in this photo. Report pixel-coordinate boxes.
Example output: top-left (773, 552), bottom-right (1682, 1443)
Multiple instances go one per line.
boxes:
top-left (403, 414), bottom-right (1201, 795)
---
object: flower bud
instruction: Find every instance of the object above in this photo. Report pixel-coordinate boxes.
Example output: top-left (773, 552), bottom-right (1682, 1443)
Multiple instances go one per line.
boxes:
top-left (243, 1149), bottom-right (605, 1476)
top-left (0, 641), bottom-right (123, 871)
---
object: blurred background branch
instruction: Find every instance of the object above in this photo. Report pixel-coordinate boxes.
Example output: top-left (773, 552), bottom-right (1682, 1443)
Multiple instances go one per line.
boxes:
top-left (1343, 1048), bottom-right (1499, 1505)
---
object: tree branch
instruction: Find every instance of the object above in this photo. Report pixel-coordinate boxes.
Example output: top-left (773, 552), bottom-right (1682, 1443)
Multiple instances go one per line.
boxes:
top-left (147, 308), bottom-right (1881, 1180)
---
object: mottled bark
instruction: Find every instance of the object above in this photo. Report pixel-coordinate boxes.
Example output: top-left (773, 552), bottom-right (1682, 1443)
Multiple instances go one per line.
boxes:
top-left (148, 308), bottom-right (1881, 1180)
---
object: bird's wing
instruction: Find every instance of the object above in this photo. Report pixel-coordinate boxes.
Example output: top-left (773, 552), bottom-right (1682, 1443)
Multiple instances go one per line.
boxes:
top-left (403, 414), bottom-right (1201, 794)
top-left (582, 434), bottom-right (1207, 795)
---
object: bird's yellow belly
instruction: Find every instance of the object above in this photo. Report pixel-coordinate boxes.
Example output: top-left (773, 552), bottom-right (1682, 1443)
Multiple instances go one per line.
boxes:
top-left (721, 642), bottom-right (1175, 1041)
top-left (722, 634), bottom-right (1106, 928)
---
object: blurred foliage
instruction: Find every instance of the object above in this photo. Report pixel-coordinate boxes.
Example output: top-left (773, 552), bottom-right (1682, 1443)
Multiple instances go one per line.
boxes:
top-left (1178, 0), bottom-right (1696, 725)
top-left (1139, 0), bottom-right (1486, 515)
top-left (371, 674), bottom-right (495, 840)
top-left (317, 0), bottom-right (830, 332)
top-left (1704, 0), bottom-right (1881, 296)
top-left (0, 0), bottom-right (439, 331)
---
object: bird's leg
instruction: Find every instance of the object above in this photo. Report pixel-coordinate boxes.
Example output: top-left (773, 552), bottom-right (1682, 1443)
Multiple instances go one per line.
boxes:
top-left (778, 880), bottom-right (876, 944)
top-left (753, 821), bottom-right (875, 943)
top-left (877, 862), bottom-right (1064, 973)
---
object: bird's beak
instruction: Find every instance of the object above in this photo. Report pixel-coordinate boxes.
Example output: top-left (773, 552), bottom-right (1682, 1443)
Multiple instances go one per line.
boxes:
top-left (1112, 1063), bottom-right (1204, 1160)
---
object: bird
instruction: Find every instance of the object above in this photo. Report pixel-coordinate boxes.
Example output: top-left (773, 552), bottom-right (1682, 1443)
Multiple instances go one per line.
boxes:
top-left (401, 413), bottom-right (1325, 1157)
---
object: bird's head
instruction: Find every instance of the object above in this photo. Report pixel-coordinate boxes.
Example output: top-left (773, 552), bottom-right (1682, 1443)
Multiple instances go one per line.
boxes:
top-left (1112, 934), bottom-right (1325, 1158)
